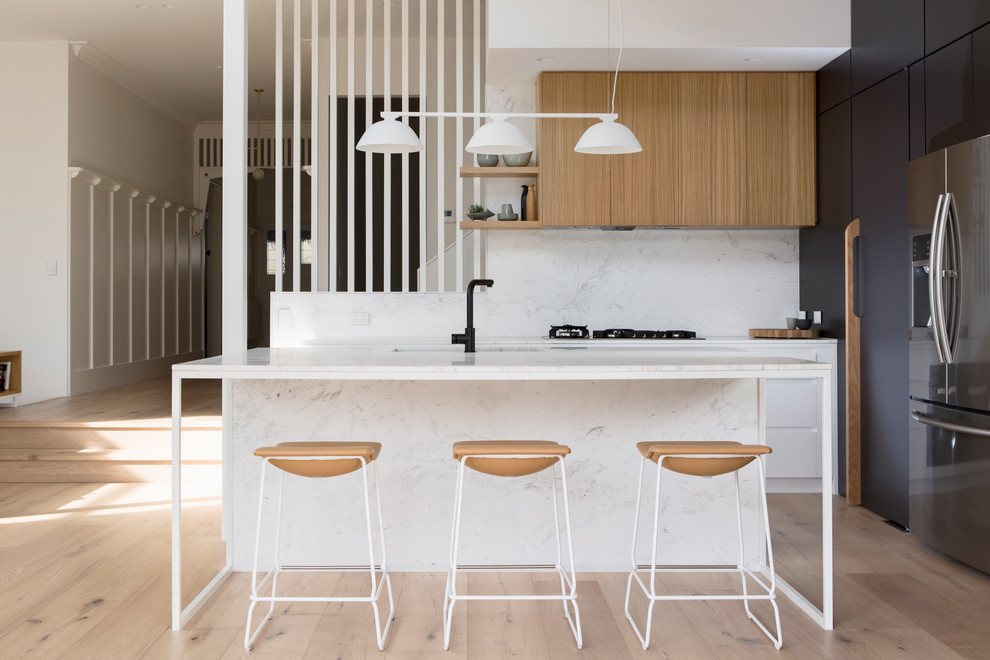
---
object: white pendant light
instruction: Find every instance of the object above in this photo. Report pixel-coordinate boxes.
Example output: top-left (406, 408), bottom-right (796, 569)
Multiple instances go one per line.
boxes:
top-left (464, 118), bottom-right (533, 155)
top-left (356, 116), bottom-right (423, 153)
top-left (575, 117), bottom-right (642, 154)
top-left (575, 0), bottom-right (640, 155)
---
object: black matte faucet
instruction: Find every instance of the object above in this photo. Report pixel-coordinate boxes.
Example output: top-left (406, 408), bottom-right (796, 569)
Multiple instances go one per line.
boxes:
top-left (451, 279), bottom-right (494, 353)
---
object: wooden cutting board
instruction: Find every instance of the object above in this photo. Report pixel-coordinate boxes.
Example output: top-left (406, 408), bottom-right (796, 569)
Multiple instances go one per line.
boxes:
top-left (749, 328), bottom-right (820, 339)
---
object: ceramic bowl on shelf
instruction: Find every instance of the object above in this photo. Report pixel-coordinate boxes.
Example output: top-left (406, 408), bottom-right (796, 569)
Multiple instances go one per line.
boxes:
top-left (502, 151), bottom-right (533, 167)
top-left (476, 153), bottom-right (499, 167)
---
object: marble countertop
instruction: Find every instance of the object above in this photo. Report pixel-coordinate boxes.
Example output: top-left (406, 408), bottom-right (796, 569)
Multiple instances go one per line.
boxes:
top-left (173, 343), bottom-right (832, 380)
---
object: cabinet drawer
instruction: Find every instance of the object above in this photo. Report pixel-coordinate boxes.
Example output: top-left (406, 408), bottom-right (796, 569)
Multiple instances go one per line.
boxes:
top-left (765, 379), bottom-right (819, 428)
top-left (765, 428), bottom-right (819, 478)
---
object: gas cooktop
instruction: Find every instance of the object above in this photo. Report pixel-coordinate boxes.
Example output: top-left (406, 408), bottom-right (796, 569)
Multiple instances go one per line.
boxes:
top-left (548, 326), bottom-right (701, 340)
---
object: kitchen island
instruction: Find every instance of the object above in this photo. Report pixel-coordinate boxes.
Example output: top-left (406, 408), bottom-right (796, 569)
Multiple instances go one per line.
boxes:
top-left (171, 343), bottom-right (833, 633)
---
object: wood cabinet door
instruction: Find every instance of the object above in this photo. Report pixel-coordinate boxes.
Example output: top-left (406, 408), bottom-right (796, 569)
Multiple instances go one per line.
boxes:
top-left (745, 73), bottom-right (816, 226)
top-left (679, 73), bottom-right (747, 226)
top-left (610, 72), bottom-right (681, 226)
top-left (537, 72), bottom-right (611, 226)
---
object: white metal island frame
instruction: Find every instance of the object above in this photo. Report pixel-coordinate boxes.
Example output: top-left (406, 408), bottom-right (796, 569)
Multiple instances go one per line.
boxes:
top-left (170, 346), bottom-right (834, 633)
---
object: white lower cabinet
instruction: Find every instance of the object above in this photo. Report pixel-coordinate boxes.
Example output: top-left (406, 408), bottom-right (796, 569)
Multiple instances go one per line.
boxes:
top-left (734, 343), bottom-right (838, 493)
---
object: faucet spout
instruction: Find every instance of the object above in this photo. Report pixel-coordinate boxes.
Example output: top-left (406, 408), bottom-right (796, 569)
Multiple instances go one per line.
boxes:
top-left (452, 278), bottom-right (494, 353)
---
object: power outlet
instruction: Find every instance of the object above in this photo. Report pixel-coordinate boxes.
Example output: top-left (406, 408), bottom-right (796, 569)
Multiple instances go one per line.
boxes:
top-left (813, 310), bottom-right (823, 324)
top-left (351, 312), bottom-right (370, 326)
top-left (46, 260), bottom-right (58, 276)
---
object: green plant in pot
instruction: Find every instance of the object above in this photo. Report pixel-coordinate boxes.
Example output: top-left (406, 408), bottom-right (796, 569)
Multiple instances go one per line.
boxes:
top-left (467, 204), bottom-right (494, 220)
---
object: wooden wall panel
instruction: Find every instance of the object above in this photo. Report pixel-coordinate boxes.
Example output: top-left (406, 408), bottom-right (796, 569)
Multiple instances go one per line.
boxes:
top-left (537, 72), bottom-right (610, 226)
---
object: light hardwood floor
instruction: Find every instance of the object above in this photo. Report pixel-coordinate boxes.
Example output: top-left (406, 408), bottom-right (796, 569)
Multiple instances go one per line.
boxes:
top-left (2, 482), bottom-right (990, 659)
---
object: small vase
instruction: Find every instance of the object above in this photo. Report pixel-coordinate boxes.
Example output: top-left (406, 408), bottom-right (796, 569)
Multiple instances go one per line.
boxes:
top-left (525, 184), bottom-right (537, 223)
top-left (476, 153), bottom-right (499, 167)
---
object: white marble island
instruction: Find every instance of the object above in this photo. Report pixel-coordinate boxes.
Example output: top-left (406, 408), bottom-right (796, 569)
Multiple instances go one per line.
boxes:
top-left (171, 342), bottom-right (833, 633)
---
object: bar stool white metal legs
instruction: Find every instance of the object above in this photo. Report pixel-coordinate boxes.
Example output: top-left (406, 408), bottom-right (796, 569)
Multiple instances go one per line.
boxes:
top-left (624, 441), bottom-right (782, 650)
top-left (244, 441), bottom-right (395, 652)
top-left (443, 440), bottom-right (582, 651)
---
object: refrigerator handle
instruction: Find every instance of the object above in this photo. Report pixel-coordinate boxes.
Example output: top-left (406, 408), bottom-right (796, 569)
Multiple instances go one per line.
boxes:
top-left (944, 194), bottom-right (962, 362)
top-left (911, 410), bottom-right (990, 437)
top-left (930, 194), bottom-right (949, 363)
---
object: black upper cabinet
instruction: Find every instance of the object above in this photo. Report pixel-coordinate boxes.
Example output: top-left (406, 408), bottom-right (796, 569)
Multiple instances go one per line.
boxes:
top-left (851, 0), bottom-right (924, 95)
top-left (817, 50), bottom-right (851, 114)
top-left (925, 0), bottom-right (990, 55)
top-left (925, 36), bottom-right (974, 152)
top-left (909, 62), bottom-right (926, 159)
top-left (974, 23), bottom-right (990, 137)
top-left (851, 70), bottom-right (911, 527)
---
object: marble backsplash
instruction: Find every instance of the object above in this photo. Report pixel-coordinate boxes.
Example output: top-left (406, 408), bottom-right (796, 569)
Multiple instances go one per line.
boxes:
top-left (272, 227), bottom-right (798, 343)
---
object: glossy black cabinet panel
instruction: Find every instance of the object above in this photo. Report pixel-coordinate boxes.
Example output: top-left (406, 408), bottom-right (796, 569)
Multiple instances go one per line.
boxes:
top-left (909, 62), bottom-right (926, 159)
top-left (801, 100), bottom-right (851, 493)
top-left (925, 0), bottom-right (990, 54)
top-left (974, 23), bottom-right (990, 137)
top-left (817, 50), bottom-right (851, 114)
top-left (851, 70), bottom-right (910, 526)
top-left (851, 0), bottom-right (924, 95)
top-left (925, 36), bottom-right (974, 152)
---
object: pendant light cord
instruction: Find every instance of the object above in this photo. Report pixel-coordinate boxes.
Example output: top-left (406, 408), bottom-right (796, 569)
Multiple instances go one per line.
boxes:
top-left (610, 0), bottom-right (623, 116)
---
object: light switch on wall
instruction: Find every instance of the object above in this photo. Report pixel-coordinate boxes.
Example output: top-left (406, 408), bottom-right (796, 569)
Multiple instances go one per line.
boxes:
top-left (813, 311), bottom-right (822, 324)
top-left (46, 260), bottom-right (57, 276)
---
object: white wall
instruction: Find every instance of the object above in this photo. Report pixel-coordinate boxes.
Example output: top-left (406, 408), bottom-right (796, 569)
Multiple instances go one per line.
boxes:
top-left (64, 54), bottom-right (201, 394)
top-left (0, 42), bottom-right (70, 404)
top-left (68, 55), bottom-right (193, 206)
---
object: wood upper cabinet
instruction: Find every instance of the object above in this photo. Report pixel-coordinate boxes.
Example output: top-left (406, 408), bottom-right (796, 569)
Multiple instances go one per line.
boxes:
top-left (537, 72), bottom-right (610, 226)
top-left (679, 73), bottom-right (747, 226)
top-left (537, 71), bottom-right (816, 227)
top-left (611, 73), bottom-right (681, 226)
top-left (746, 73), bottom-right (816, 226)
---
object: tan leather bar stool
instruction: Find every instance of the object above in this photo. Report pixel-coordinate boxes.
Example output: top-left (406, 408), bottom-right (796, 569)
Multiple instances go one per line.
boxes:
top-left (624, 441), bottom-right (782, 650)
top-left (244, 442), bottom-right (394, 652)
top-left (443, 440), bottom-right (582, 651)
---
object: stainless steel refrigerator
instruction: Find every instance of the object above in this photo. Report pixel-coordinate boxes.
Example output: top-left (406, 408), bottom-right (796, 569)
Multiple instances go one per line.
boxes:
top-left (908, 134), bottom-right (990, 575)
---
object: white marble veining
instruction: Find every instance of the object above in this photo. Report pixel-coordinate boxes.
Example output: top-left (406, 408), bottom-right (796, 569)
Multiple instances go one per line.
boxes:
top-left (230, 376), bottom-right (762, 571)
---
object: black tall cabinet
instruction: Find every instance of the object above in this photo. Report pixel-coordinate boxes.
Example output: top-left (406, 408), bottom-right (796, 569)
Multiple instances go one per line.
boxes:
top-left (852, 72), bottom-right (911, 526)
top-left (802, 0), bottom-right (990, 527)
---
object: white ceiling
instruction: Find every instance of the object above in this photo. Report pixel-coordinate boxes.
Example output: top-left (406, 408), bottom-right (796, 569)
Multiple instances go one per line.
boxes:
top-left (0, 0), bottom-right (850, 128)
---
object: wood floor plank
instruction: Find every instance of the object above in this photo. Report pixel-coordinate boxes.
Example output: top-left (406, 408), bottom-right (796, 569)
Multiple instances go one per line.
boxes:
top-left (463, 571), bottom-right (551, 659)
top-left (535, 577), bottom-right (629, 659)
top-left (296, 571), bottom-right (404, 659)
top-left (384, 572), bottom-right (463, 659)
